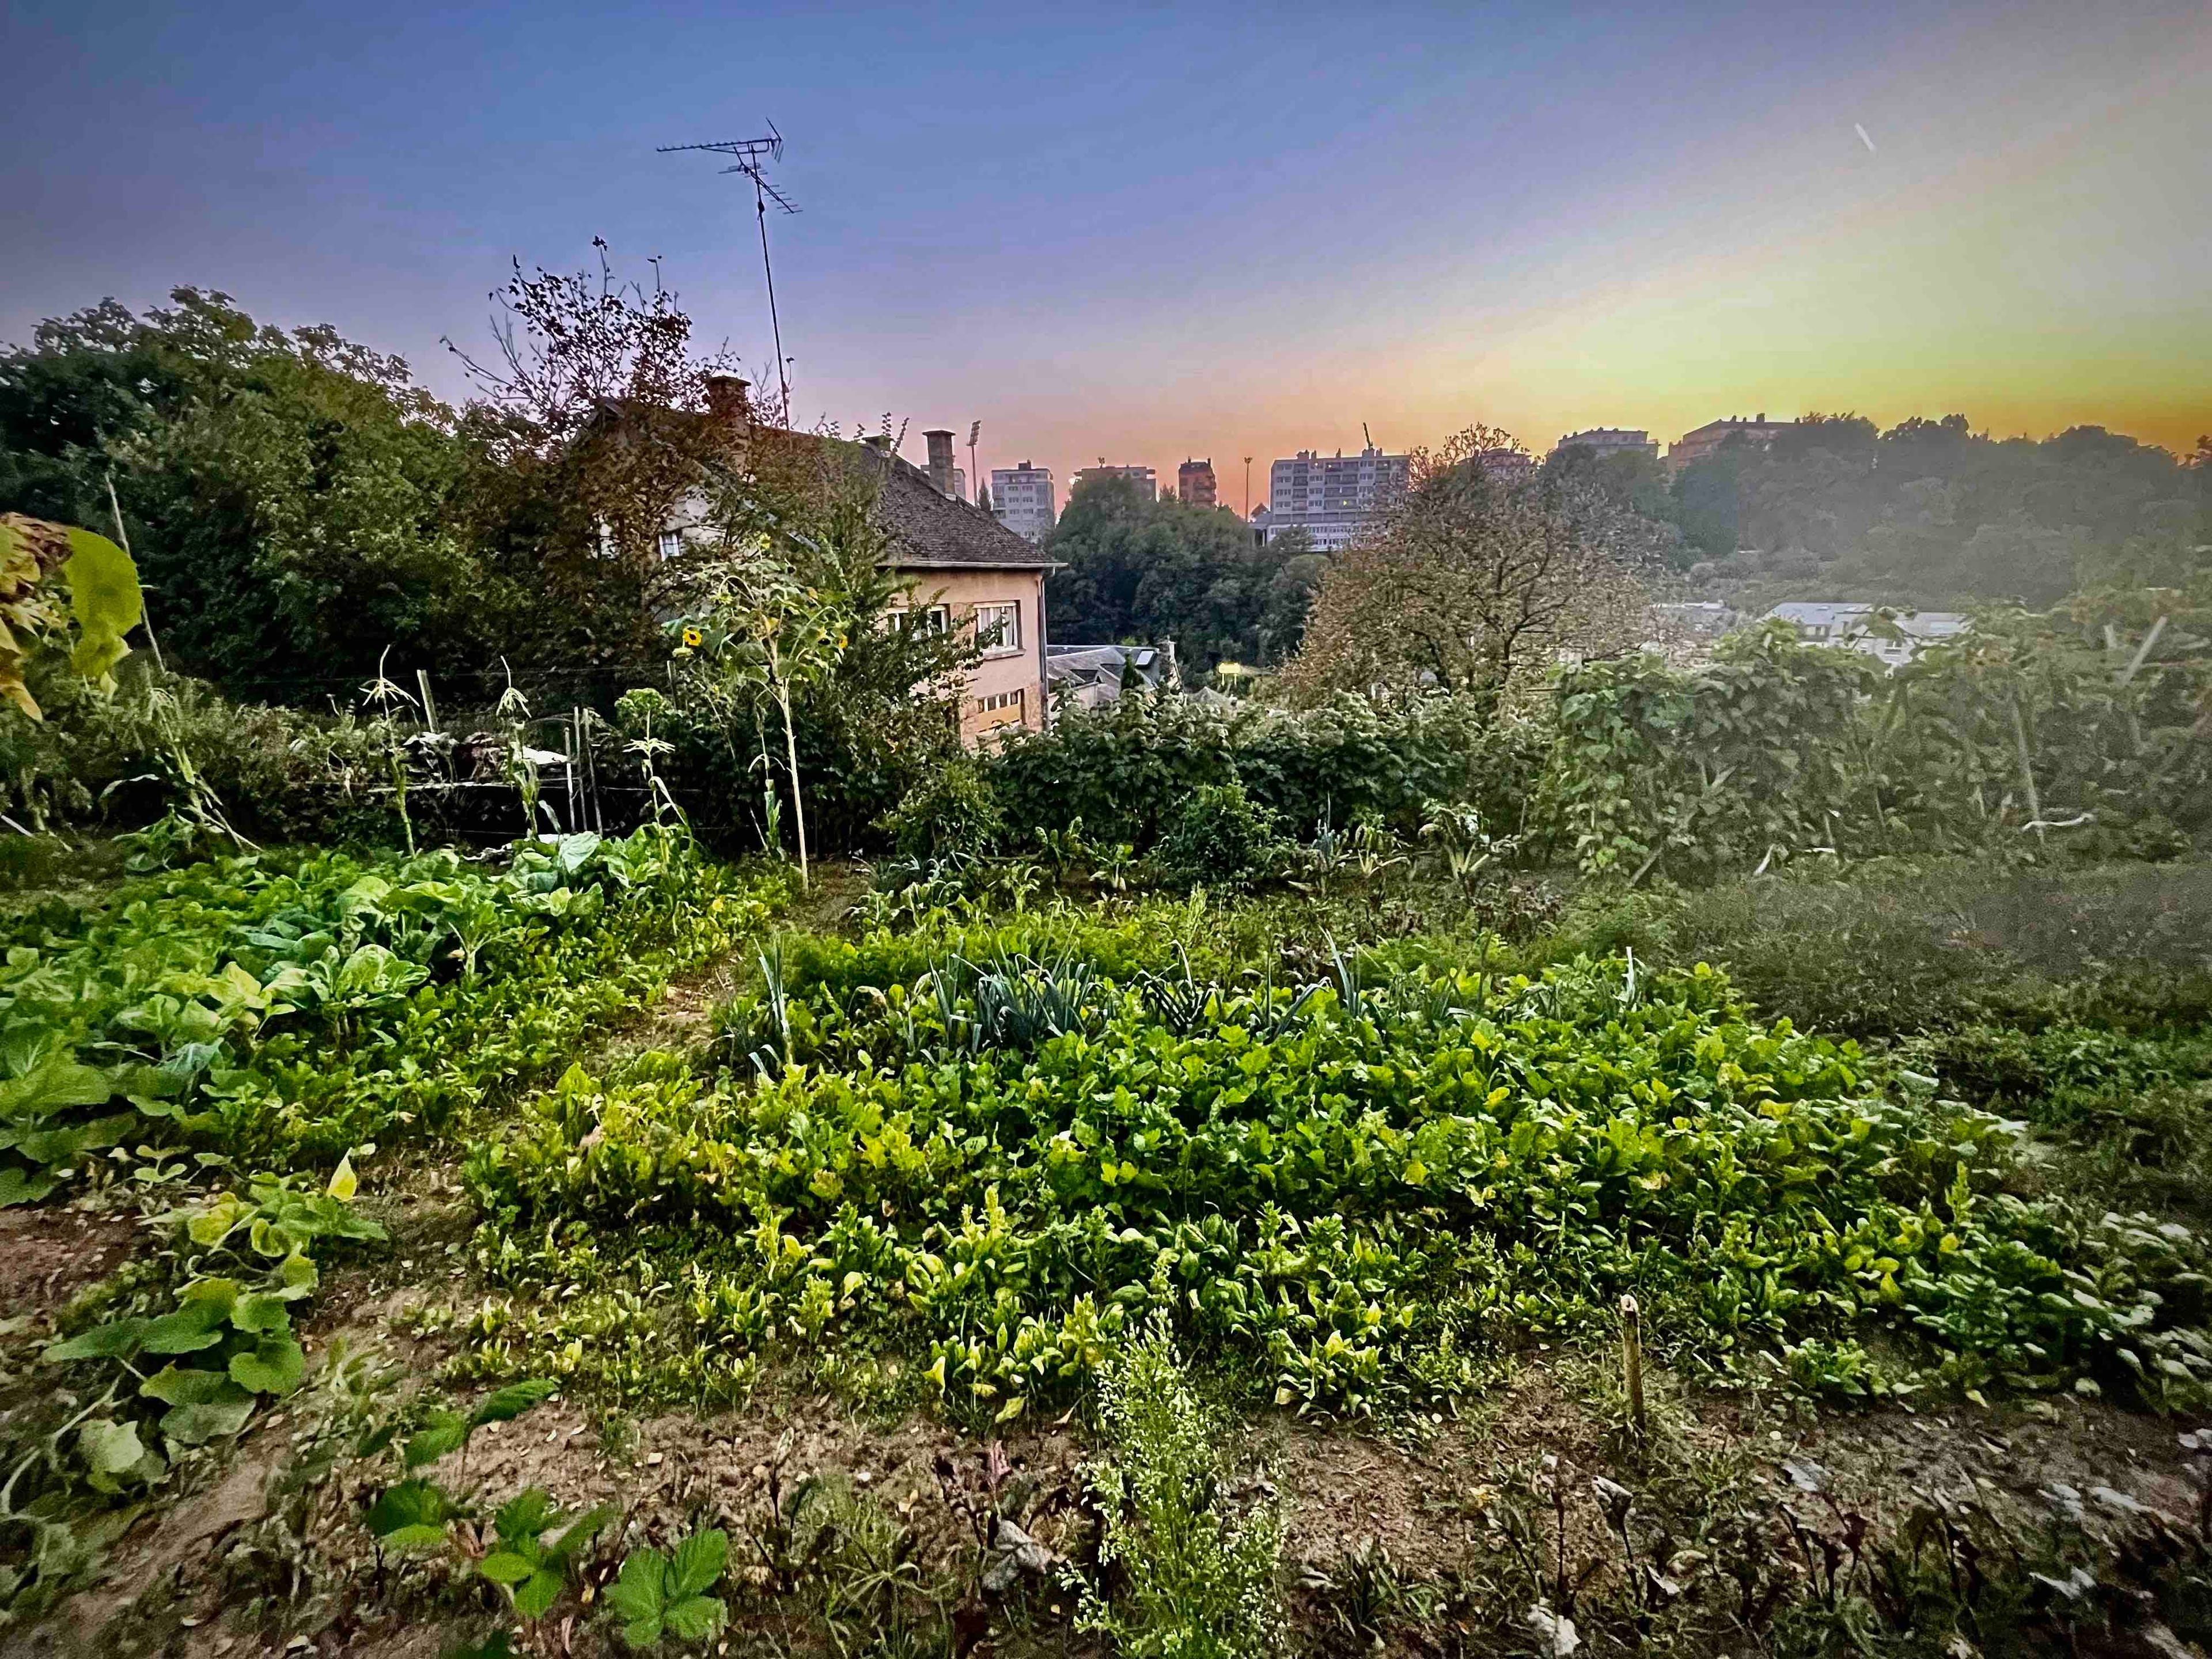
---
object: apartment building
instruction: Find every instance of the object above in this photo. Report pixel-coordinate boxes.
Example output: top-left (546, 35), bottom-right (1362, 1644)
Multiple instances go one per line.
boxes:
top-left (1263, 445), bottom-right (1410, 550)
top-left (1177, 458), bottom-right (1218, 506)
top-left (1072, 463), bottom-right (1158, 501)
top-left (989, 461), bottom-right (1057, 542)
top-left (1552, 427), bottom-right (1660, 461)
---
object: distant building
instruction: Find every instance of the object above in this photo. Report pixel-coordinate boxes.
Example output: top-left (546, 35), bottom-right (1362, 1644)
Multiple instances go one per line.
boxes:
top-left (1476, 447), bottom-right (1537, 484)
top-left (991, 461), bottom-right (1057, 542)
top-left (1264, 445), bottom-right (1410, 551)
top-left (1643, 600), bottom-right (1744, 664)
top-left (1073, 463), bottom-right (1158, 501)
top-left (1046, 643), bottom-right (1177, 711)
top-left (1553, 427), bottom-right (1659, 462)
top-left (1765, 602), bottom-right (1969, 671)
top-left (1669, 414), bottom-right (1791, 467)
top-left (1177, 458), bottom-right (1218, 507)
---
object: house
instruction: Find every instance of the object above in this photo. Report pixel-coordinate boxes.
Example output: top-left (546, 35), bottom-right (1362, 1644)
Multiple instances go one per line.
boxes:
top-left (1045, 643), bottom-right (1177, 711)
top-left (1764, 602), bottom-right (1968, 670)
top-left (861, 433), bottom-right (1058, 744)
top-left (630, 377), bottom-right (1057, 748)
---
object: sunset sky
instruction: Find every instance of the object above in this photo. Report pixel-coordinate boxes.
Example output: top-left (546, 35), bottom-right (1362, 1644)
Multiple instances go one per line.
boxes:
top-left (6, 0), bottom-right (2207, 507)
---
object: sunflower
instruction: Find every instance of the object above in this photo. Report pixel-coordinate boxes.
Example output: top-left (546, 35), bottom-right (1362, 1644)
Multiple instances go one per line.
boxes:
top-left (681, 627), bottom-right (703, 648)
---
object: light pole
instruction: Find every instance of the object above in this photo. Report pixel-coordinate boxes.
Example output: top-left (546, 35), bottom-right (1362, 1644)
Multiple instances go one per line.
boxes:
top-left (1243, 456), bottom-right (1252, 518)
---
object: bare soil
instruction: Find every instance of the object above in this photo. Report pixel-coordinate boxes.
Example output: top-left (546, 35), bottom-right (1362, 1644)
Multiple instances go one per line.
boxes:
top-left (0, 1202), bottom-right (141, 1330)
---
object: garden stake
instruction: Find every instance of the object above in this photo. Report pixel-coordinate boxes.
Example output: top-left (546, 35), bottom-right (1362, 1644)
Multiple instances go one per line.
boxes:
top-left (1620, 1294), bottom-right (1646, 1439)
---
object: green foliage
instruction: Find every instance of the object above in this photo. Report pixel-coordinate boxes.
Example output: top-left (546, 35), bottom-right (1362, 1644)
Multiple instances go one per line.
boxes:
top-left (993, 690), bottom-right (1546, 855)
top-left (643, 437), bottom-right (978, 859)
top-left (358, 1382), bottom-right (611, 1634)
top-left (464, 909), bottom-right (2212, 1425)
top-left (2, 1165), bottom-right (381, 1613)
top-left (0, 825), bottom-right (781, 1203)
top-left (1045, 474), bottom-right (1318, 675)
top-left (1077, 1326), bottom-right (1283, 1659)
top-left (0, 290), bottom-right (507, 698)
top-left (1156, 782), bottom-right (1285, 892)
top-left (1543, 598), bottom-right (2212, 882)
top-left (0, 515), bottom-right (145, 720)
top-left (478, 1487), bottom-right (616, 1620)
top-left (877, 756), bottom-right (1004, 862)
top-left (0, 663), bottom-right (402, 844)
top-left (604, 1527), bottom-right (730, 1647)
top-left (402, 1378), bottom-right (559, 1471)
top-left (1544, 623), bottom-right (1887, 882)
top-left (1646, 414), bottom-right (2210, 608)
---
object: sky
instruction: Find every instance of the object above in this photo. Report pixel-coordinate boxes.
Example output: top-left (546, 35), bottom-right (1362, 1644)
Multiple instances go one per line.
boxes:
top-left (5, 0), bottom-right (2208, 510)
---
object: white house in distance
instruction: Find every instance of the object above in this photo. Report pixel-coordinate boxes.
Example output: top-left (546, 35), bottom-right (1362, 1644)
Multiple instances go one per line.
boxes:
top-left (1764, 602), bottom-right (1969, 670)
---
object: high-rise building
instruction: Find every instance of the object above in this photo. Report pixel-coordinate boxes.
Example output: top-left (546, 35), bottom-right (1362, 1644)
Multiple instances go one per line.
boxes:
top-left (1072, 463), bottom-right (1157, 501)
top-left (1177, 459), bottom-right (1217, 507)
top-left (1551, 428), bottom-right (1659, 462)
top-left (990, 462), bottom-right (1057, 541)
top-left (1263, 445), bottom-right (1409, 550)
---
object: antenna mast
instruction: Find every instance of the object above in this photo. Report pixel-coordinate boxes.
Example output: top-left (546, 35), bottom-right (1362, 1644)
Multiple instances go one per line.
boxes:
top-left (659, 122), bottom-right (798, 426)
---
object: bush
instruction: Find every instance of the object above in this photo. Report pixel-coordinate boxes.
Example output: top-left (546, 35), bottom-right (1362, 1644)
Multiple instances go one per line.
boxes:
top-left (1155, 781), bottom-right (1284, 891)
top-left (876, 757), bottom-right (1003, 862)
top-left (0, 662), bottom-right (402, 845)
top-left (991, 691), bottom-right (1547, 854)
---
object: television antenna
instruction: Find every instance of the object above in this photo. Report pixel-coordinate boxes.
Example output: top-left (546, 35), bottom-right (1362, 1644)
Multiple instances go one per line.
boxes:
top-left (659, 122), bottom-right (798, 426)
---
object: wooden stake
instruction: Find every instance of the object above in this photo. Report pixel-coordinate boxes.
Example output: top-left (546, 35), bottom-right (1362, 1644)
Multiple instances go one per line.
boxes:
top-left (1620, 1294), bottom-right (1646, 1438)
top-left (2009, 696), bottom-right (2044, 844)
top-left (104, 472), bottom-right (165, 675)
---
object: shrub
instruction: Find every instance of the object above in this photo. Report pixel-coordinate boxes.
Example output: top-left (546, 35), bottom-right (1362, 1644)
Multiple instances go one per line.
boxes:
top-left (0, 663), bottom-right (402, 845)
top-left (1155, 782), bottom-right (1284, 891)
top-left (991, 691), bottom-right (1546, 853)
top-left (876, 757), bottom-right (1004, 862)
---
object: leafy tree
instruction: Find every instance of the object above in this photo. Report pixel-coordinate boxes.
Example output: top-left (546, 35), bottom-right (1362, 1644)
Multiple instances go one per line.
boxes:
top-left (1638, 411), bottom-right (2202, 610)
top-left (1283, 426), bottom-right (1660, 711)
top-left (0, 290), bottom-right (495, 699)
top-left (1669, 451), bottom-right (1743, 560)
top-left (1044, 476), bottom-right (1318, 673)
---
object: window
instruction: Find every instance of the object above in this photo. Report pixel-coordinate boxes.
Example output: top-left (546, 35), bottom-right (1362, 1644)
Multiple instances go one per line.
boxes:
top-left (975, 601), bottom-right (1021, 655)
top-left (976, 688), bottom-right (1025, 716)
top-left (657, 529), bottom-right (684, 561)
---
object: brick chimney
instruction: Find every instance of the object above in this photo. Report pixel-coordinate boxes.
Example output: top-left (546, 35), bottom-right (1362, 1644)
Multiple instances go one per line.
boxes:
top-left (704, 375), bottom-right (751, 427)
top-left (923, 429), bottom-right (957, 499)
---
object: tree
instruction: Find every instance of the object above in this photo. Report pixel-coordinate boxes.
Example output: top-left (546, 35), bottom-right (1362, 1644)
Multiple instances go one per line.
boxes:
top-left (449, 240), bottom-right (745, 564)
top-left (975, 478), bottom-right (993, 516)
top-left (447, 243), bottom-right (753, 680)
top-left (1282, 426), bottom-right (1658, 711)
top-left (0, 290), bottom-right (493, 700)
top-left (1043, 476), bottom-right (1320, 674)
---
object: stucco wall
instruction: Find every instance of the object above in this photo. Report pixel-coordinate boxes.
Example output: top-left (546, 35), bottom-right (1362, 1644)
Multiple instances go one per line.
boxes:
top-left (892, 567), bottom-right (1049, 746)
